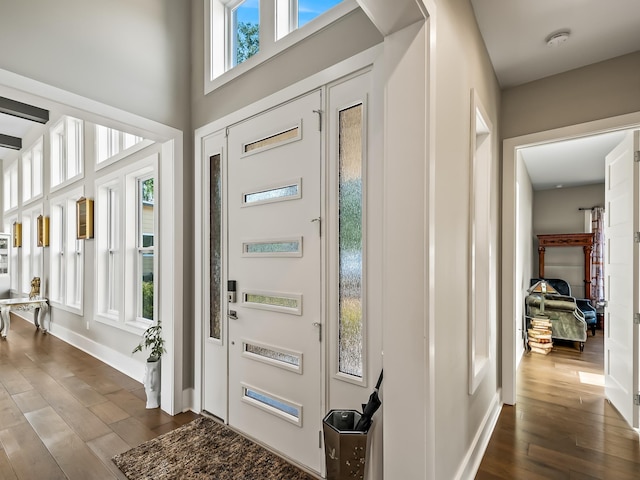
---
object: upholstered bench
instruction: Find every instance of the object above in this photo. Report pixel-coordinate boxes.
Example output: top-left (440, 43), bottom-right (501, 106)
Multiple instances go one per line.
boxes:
top-left (526, 294), bottom-right (587, 351)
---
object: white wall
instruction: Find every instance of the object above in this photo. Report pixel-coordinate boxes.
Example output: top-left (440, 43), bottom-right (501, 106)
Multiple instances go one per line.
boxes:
top-left (516, 155), bottom-right (534, 363)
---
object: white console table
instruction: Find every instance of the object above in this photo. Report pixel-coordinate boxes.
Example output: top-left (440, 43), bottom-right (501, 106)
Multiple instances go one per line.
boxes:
top-left (0, 297), bottom-right (49, 339)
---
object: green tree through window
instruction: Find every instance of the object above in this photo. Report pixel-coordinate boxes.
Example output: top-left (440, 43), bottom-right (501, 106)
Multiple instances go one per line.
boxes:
top-left (236, 21), bottom-right (259, 64)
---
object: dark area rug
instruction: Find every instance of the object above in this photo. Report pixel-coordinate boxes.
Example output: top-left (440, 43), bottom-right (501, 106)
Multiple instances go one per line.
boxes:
top-left (112, 417), bottom-right (316, 480)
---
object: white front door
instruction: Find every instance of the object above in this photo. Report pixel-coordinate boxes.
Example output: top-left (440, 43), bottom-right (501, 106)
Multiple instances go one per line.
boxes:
top-left (604, 130), bottom-right (640, 429)
top-left (226, 90), bottom-right (324, 473)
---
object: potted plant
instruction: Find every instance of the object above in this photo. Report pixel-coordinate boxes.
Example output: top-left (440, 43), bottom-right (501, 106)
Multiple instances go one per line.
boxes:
top-left (132, 324), bottom-right (165, 409)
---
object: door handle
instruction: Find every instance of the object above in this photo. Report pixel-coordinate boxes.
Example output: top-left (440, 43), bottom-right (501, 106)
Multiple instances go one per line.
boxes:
top-left (228, 310), bottom-right (238, 320)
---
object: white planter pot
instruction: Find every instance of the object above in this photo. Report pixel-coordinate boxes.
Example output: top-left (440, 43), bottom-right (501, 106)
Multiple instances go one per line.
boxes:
top-left (143, 358), bottom-right (161, 409)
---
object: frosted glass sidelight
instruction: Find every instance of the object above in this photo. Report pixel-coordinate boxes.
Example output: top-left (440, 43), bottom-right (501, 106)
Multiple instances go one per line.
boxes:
top-left (338, 103), bottom-right (364, 378)
top-left (244, 126), bottom-right (299, 153)
top-left (210, 154), bottom-right (222, 340)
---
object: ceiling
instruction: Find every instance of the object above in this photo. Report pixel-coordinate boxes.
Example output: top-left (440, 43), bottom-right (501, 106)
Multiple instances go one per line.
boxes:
top-left (470, 0), bottom-right (640, 190)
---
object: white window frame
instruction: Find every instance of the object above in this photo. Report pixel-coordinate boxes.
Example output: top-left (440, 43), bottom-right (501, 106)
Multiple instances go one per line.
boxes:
top-left (50, 116), bottom-right (84, 192)
top-left (95, 154), bottom-right (158, 333)
top-left (136, 174), bottom-right (155, 323)
top-left (20, 205), bottom-right (44, 296)
top-left (49, 187), bottom-right (85, 315)
top-left (95, 124), bottom-right (153, 171)
top-left (22, 137), bottom-right (44, 205)
top-left (4, 160), bottom-right (18, 213)
top-left (204, 0), bottom-right (358, 93)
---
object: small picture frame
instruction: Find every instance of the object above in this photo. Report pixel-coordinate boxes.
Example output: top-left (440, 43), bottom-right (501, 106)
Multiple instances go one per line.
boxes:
top-left (37, 215), bottom-right (50, 247)
top-left (76, 197), bottom-right (94, 239)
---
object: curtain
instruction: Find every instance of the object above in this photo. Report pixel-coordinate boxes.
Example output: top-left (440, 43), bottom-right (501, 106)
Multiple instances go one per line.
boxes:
top-left (590, 207), bottom-right (605, 304)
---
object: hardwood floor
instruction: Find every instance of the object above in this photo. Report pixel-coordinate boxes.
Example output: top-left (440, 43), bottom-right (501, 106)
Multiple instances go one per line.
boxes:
top-left (477, 330), bottom-right (640, 479)
top-left (0, 313), bottom-right (199, 480)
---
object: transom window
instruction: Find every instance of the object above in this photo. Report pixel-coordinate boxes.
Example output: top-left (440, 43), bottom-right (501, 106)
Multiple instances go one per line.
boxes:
top-left (205, 0), bottom-right (355, 93)
top-left (22, 137), bottom-right (43, 204)
top-left (50, 116), bottom-right (84, 190)
top-left (95, 124), bottom-right (149, 169)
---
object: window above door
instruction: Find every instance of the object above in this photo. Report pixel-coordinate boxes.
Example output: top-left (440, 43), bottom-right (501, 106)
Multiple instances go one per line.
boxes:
top-left (204, 0), bottom-right (357, 94)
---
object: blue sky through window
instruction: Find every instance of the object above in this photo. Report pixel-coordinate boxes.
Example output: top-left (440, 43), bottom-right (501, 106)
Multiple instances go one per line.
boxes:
top-left (236, 0), bottom-right (343, 26)
top-left (236, 0), bottom-right (259, 24)
top-left (299, 0), bottom-right (342, 27)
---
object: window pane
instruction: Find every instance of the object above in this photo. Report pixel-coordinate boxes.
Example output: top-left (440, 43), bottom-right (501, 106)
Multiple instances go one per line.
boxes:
top-left (210, 154), bottom-right (222, 340)
top-left (141, 252), bottom-right (154, 320)
top-left (140, 178), bottom-right (154, 245)
top-left (338, 103), bottom-right (363, 378)
top-left (233, 0), bottom-right (259, 66)
top-left (243, 183), bottom-right (299, 205)
top-left (299, 0), bottom-right (342, 28)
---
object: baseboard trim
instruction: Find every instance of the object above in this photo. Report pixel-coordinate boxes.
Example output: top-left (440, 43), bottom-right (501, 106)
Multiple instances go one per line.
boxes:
top-left (29, 314), bottom-right (146, 385)
top-left (454, 389), bottom-right (503, 480)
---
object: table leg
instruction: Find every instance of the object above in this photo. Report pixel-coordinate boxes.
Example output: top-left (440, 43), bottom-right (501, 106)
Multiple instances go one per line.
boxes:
top-left (34, 307), bottom-right (41, 330)
top-left (0, 307), bottom-right (8, 339)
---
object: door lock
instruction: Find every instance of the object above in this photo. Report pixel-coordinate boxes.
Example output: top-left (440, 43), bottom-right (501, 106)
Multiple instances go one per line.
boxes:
top-left (228, 310), bottom-right (238, 320)
top-left (228, 280), bottom-right (237, 303)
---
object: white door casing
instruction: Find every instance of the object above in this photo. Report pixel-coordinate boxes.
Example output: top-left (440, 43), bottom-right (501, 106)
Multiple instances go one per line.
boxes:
top-left (604, 130), bottom-right (640, 429)
top-left (227, 90), bottom-right (324, 473)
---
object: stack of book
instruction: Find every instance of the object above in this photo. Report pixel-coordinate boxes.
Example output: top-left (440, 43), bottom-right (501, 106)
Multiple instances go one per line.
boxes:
top-left (528, 317), bottom-right (553, 355)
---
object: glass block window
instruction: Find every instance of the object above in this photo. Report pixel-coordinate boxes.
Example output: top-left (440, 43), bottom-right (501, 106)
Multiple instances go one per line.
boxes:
top-left (210, 154), bottom-right (222, 340)
top-left (338, 103), bottom-right (364, 378)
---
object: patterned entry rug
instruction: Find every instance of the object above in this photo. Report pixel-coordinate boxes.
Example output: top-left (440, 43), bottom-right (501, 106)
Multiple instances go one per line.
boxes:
top-left (112, 417), bottom-right (316, 480)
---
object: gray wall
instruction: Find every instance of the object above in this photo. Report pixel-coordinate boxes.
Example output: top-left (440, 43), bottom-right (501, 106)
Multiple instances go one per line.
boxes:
top-left (532, 184), bottom-right (605, 297)
top-left (0, 0), bottom-right (190, 130)
top-left (502, 51), bottom-right (640, 139)
top-left (432, 1), bottom-right (501, 478)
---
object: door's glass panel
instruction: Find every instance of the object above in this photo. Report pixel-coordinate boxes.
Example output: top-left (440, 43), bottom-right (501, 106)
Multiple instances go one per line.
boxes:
top-left (243, 341), bottom-right (302, 372)
top-left (242, 385), bottom-right (301, 425)
top-left (243, 238), bottom-right (302, 257)
top-left (243, 291), bottom-right (302, 315)
top-left (244, 126), bottom-right (299, 153)
top-left (210, 154), bottom-right (222, 340)
top-left (243, 182), bottom-right (300, 206)
top-left (246, 293), bottom-right (298, 308)
top-left (298, 0), bottom-right (343, 28)
top-left (338, 103), bottom-right (364, 378)
top-left (233, 0), bottom-right (260, 67)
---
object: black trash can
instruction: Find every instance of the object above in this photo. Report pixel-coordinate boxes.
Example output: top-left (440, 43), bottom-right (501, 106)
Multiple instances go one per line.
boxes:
top-left (323, 410), bottom-right (368, 480)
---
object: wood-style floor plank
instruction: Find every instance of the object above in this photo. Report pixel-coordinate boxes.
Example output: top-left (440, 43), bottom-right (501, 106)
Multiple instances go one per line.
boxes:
top-left (0, 313), bottom-right (200, 479)
top-left (477, 331), bottom-right (640, 479)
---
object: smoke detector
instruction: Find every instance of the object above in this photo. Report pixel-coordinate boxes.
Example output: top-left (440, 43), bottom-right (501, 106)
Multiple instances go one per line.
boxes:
top-left (546, 31), bottom-right (571, 47)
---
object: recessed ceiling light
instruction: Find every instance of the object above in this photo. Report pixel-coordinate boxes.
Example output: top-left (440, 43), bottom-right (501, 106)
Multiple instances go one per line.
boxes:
top-left (546, 31), bottom-right (571, 47)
